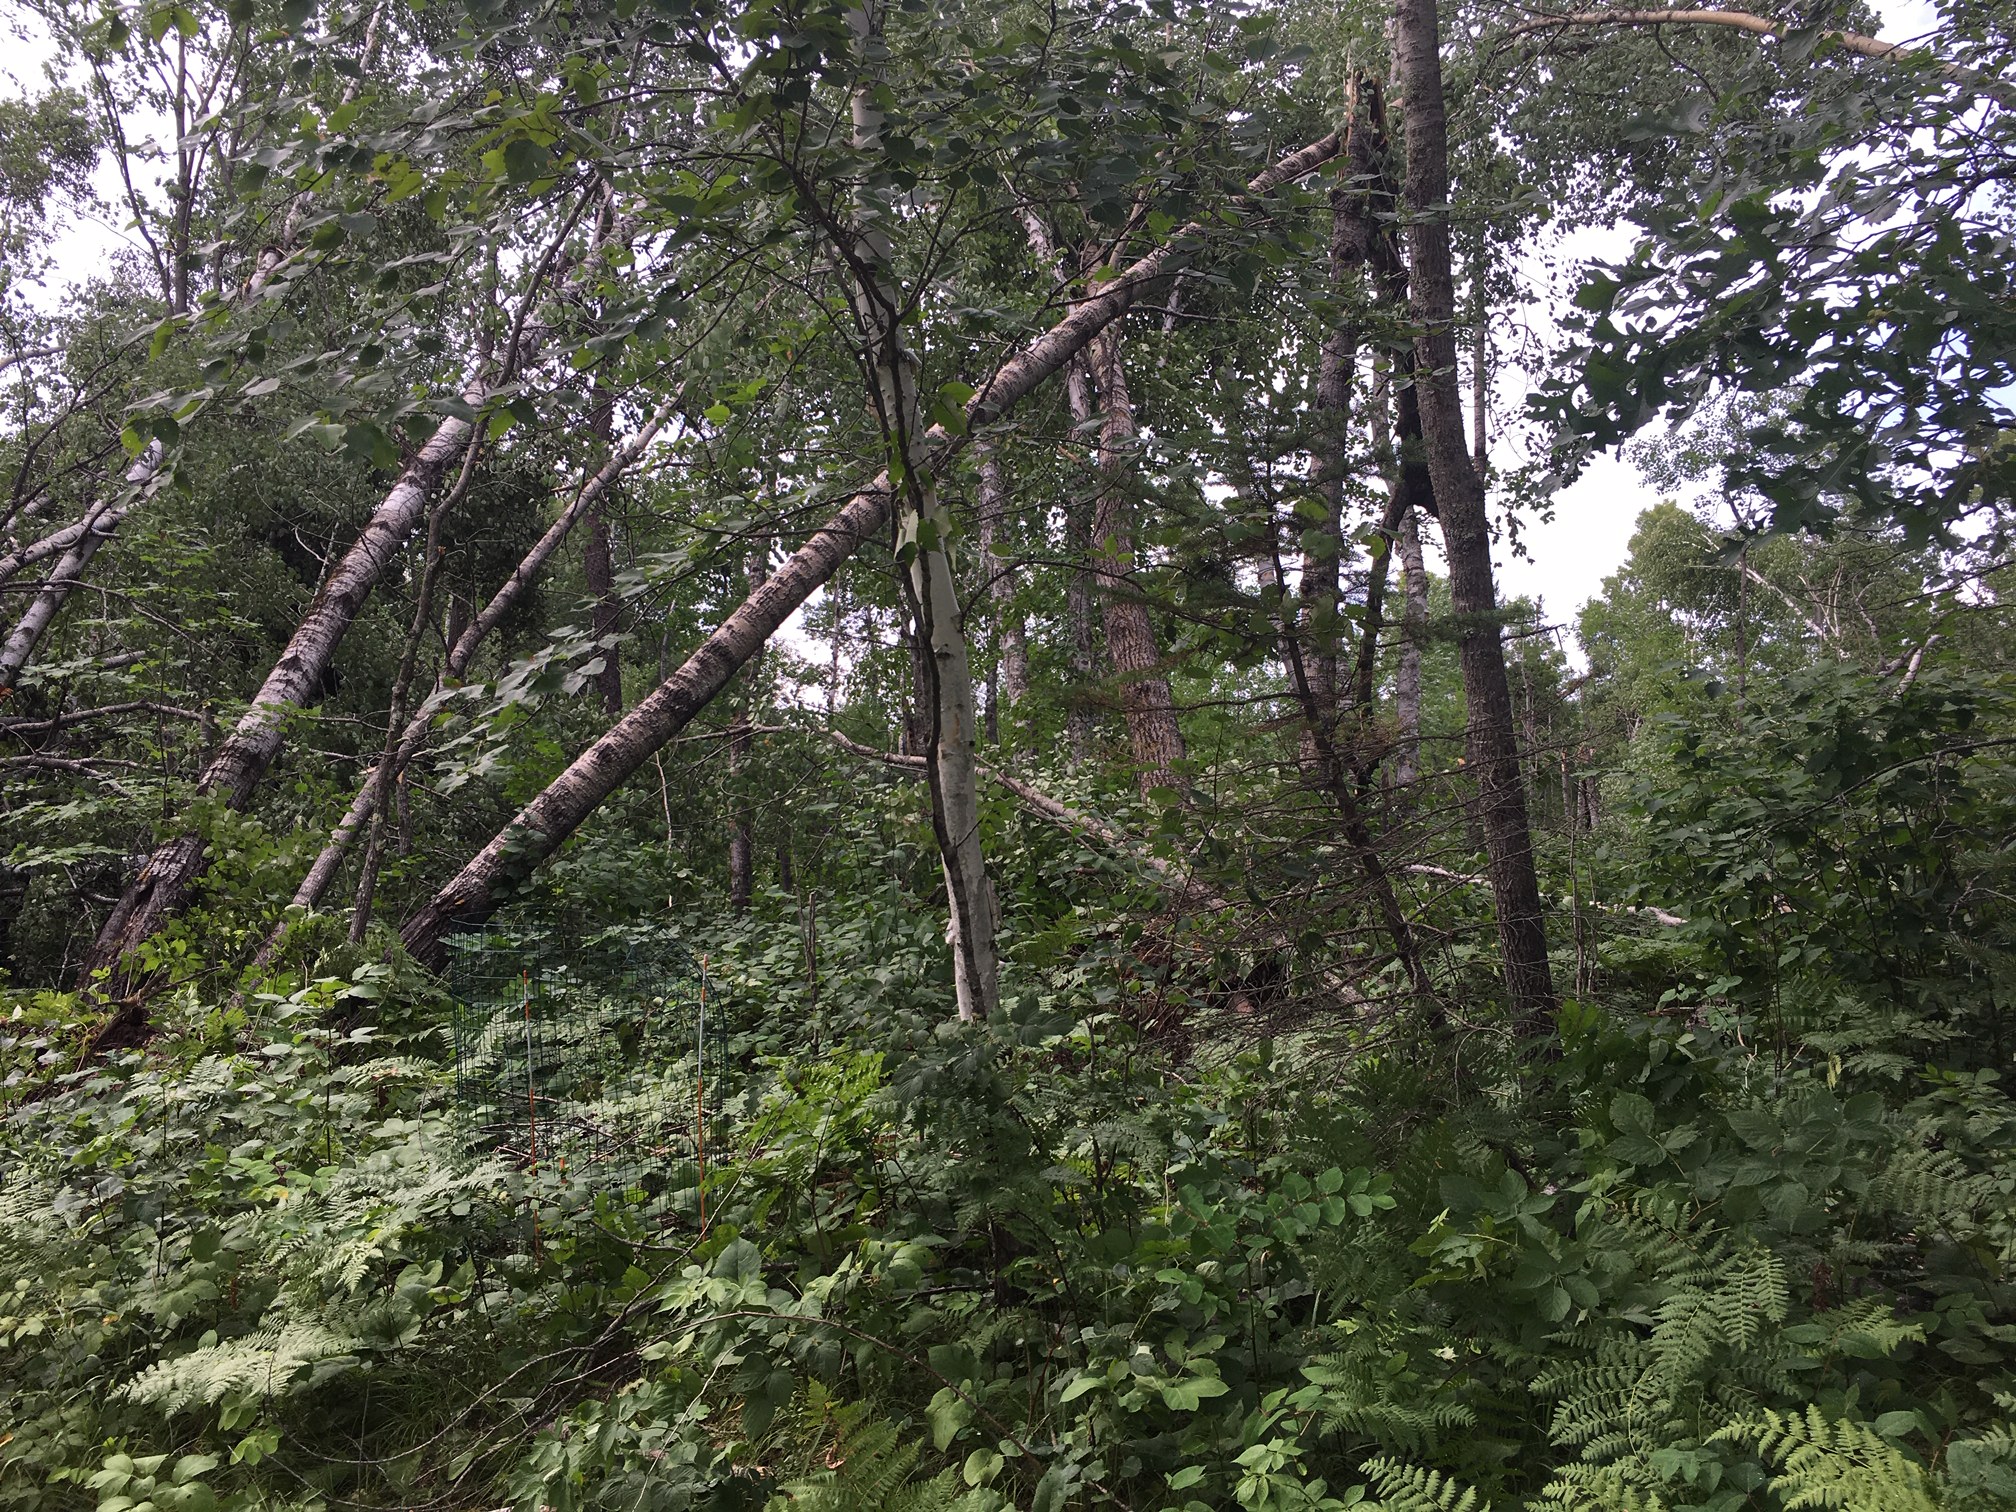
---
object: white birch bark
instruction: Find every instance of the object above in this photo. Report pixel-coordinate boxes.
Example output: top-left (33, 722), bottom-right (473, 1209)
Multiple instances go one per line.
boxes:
top-left (845, 6), bottom-right (996, 1018)
top-left (85, 397), bottom-right (483, 977)
top-left (277, 393), bottom-right (683, 927)
top-left (0, 444), bottom-right (161, 692)
top-left (398, 129), bottom-right (1347, 965)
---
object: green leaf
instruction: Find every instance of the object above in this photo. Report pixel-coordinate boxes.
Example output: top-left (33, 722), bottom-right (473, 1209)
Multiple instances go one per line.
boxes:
top-left (926, 1386), bottom-right (972, 1451)
top-left (1058, 1372), bottom-right (1104, 1403)
top-left (1610, 1091), bottom-right (1655, 1137)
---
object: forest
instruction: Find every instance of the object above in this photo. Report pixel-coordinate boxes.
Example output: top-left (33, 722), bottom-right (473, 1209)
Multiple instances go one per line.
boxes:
top-left (1, 0), bottom-right (2013, 1504)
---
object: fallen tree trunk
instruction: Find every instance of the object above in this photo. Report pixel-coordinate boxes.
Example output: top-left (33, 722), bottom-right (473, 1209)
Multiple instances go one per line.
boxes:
top-left (264, 391), bottom-right (685, 951)
top-left (0, 446), bottom-right (161, 694)
top-left (398, 130), bottom-right (1346, 965)
top-left (82, 395), bottom-right (485, 986)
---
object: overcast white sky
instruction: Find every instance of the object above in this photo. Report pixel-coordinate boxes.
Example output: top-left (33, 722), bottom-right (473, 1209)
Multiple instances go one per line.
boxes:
top-left (3, 0), bottom-right (1946, 650)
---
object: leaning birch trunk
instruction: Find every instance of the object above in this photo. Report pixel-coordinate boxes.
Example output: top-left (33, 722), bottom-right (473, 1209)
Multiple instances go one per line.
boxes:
top-left (1086, 322), bottom-right (1186, 799)
top-left (845, 11), bottom-right (997, 1020)
top-left (82, 392), bottom-right (485, 990)
top-left (7, 11), bottom-right (395, 700)
top-left (0, 446), bottom-right (158, 692)
top-left (1394, 0), bottom-right (1557, 1031)
top-left (396, 129), bottom-right (1349, 967)
top-left (0, 484), bottom-right (138, 596)
top-left (268, 392), bottom-right (684, 949)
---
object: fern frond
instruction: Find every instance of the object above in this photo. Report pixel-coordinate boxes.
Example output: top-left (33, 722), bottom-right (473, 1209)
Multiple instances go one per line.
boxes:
top-left (119, 1321), bottom-right (360, 1414)
top-left (1360, 1456), bottom-right (1483, 1512)
top-left (1714, 1406), bottom-right (1939, 1511)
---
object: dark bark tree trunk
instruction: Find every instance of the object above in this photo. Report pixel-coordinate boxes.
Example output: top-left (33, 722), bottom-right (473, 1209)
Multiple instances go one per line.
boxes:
top-left (1087, 323), bottom-right (1187, 800)
top-left (398, 128), bottom-right (1348, 964)
top-left (1393, 502), bottom-right (1429, 793)
top-left (1303, 75), bottom-right (1383, 731)
top-left (1393, 0), bottom-right (1557, 1031)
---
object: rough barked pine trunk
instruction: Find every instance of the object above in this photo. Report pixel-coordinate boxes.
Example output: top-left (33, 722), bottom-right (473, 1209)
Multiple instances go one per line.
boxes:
top-left (1085, 323), bottom-right (1186, 799)
top-left (1393, 0), bottom-right (1557, 1030)
top-left (844, 10), bottom-right (997, 1019)
top-left (396, 129), bottom-right (1349, 965)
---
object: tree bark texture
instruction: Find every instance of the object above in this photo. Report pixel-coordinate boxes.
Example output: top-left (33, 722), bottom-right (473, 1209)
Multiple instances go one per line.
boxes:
top-left (584, 379), bottom-right (626, 716)
top-left (845, 30), bottom-right (998, 1020)
top-left (1302, 77), bottom-right (1384, 729)
top-left (1064, 357), bottom-right (1100, 768)
top-left (0, 445), bottom-right (160, 693)
top-left (728, 548), bottom-right (767, 912)
top-left (976, 445), bottom-right (1028, 735)
top-left (1087, 323), bottom-right (1187, 800)
top-left (274, 393), bottom-right (684, 938)
top-left (397, 128), bottom-right (1348, 966)
top-left (1393, 503), bottom-right (1429, 793)
top-left (1394, 0), bottom-right (1557, 1029)
top-left (84, 400), bottom-right (482, 985)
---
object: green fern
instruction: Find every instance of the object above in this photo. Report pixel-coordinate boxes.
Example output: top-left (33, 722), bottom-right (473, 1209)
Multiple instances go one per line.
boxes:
top-left (766, 1389), bottom-right (1000, 1512)
top-left (1360, 1456), bottom-right (1483, 1512)
top-left (119, 1321), bottom-right (361, 1414)
top-left (1714, 1406), bottom-right (1940, 1511)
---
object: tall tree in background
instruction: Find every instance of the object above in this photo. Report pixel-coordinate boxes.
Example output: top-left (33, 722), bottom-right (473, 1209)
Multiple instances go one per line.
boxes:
top-left (1394, 0), bottom-right (1556, 1029)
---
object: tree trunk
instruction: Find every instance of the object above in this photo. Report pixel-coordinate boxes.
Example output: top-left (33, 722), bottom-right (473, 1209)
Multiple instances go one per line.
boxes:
top-left (0, 446), bottom-right (160, 693)
top-left (1393, 0), bottom-right (1557, 1031)
top-left (583, 366), bottom-right (625, 715)
top-left (1393, 503), bottom-right (1428, 793)
top-left (351, 465), bottom-right (465, 943)
top-left (397, 128), bottom-right (1350, 964)
top-left (728, 548), bottom-right (767, 912)
top-left (845, 23), bottom-right (997, 1021)
top-left (1087, 323), bottom-right (1186, 799)
top-left (1065, 356), bottom-right (1101, 769)
top-left (272, 393), bottom-right (684, 942)
top-left (1303, 77), bottom-right (1383, 732)
top-left (84, 399), bottom-right (483, 987)
top-left (976, 445), bottom-right (1028, 737)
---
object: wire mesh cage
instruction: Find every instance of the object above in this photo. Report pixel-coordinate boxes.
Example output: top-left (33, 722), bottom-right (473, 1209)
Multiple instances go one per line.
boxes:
top-left (445, 923), bottom-right (727, 1203)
